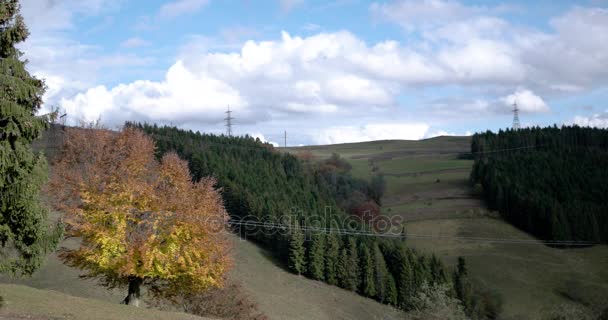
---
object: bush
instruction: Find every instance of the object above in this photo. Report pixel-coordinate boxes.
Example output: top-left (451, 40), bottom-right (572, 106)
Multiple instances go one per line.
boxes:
top-left (406, 282), bottom-right (468, 320)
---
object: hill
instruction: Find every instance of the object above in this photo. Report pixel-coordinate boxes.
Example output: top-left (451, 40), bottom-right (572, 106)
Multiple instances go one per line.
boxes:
top-left (286, 136), bottom-right (608, 319)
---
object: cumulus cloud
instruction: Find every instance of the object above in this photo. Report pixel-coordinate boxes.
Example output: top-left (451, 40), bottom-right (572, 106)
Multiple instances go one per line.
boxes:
top-left (371, 0), bottom-right (608, 92)
top-left (159, 0), bottom-right (210, 19)
top-left (60, 61), bottom-right (246, 126)
top-left (500, 89), bottom-right (549, 113)
top-left (571, 110), bottom-right (608, 128)
top-left (312, 123), bottom-right (431, 145)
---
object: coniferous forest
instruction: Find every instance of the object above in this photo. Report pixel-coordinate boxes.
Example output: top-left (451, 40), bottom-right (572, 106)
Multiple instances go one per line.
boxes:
top-left (470, 126), bottom-right (608, 244)
top-left (131, 123), bottom-right (496, 318)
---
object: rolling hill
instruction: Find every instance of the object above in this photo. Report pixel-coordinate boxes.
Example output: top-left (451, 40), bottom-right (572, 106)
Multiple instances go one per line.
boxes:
top-left (286, 136), bottom-right (608, 319)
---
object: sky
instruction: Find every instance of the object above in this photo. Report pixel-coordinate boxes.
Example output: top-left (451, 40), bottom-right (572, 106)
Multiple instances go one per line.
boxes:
top-left (18, 0), bottom-right (608, 146)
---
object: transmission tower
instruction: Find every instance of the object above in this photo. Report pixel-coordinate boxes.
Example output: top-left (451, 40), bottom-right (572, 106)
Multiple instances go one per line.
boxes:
top-left (512, 101), bottom-right (520, 130)
top-left (225, 105), bottom-right (234, 136)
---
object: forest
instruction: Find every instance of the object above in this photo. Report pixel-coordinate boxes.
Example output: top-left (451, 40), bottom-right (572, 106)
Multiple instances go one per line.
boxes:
top-left (131, 123), bottom-right (497, 318)
top-left (470, 126), bottom-right (608, 244)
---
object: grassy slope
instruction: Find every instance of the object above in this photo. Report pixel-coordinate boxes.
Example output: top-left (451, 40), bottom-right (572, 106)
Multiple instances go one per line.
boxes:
top-left (0, 284), bottom-right (206, 320)
top-left (230, 236), bottom-right (404, 320)
top-left (0, 234), bottom-right (404, 320)
top-left (286, 136), bottom-right (608, 320)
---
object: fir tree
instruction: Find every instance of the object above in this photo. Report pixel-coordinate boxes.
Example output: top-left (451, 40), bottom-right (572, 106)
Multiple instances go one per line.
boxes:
top-left (344, 237), bottom-right (360, 291)
top-left (336, 247), bottom-right (350, 289)
top-left (307, 233), bottom-right (325, 280)
top-left (288, 222), bottom-right (306, 275)
top-left (0, 0), bottom-right (62, 275)
top-left (324, 232), bottom-right (341, 286)
top-left (359, 242), bottom-right (376, 298)
top-left (385, 272), bottom-right (398, 306)
top-left (372, 242), bottom-right (389, 302)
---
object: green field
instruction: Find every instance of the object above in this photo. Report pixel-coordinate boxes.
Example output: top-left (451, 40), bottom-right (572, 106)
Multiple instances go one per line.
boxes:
top-left (286, 136), bottom-right (608, 319)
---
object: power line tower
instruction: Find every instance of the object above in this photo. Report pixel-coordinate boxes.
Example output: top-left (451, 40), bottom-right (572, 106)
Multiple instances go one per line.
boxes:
top-left (512, 101), bottom-right (520, 130)
top-left (225, 105), bottom-right (234, 136)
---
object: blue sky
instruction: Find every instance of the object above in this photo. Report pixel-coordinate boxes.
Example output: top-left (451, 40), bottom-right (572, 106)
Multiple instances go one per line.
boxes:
top-left (19, 0), bottom-right (608, 145)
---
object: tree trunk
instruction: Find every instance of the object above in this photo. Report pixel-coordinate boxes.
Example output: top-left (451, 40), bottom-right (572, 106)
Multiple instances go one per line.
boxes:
top-left (122, 276), bottom-right (143, 307)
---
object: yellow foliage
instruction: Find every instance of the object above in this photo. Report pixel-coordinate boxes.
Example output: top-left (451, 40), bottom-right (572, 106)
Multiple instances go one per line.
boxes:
top-left (50, 127), bottom-right (231, 297)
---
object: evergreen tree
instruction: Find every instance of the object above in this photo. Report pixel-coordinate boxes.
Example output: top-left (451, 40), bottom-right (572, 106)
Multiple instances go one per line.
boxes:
top-left (453, 256), bottom-right (474, 316)
top-left (307, 233), bottom-right (326, 280)
top-left (0, 0), bottom-right (62, 275)
top-left (359, 242), bottom-right (376, 298)
top-left (324, 233), bottom-right (341, 286)
top-left (344, 237), bottom-right (360, 291)
top-left (385, 272), bottom-right (398, 306)
top-left (336, 247), bottom-right (350, 289)
top-left (372, 242), bottom-right (389, 302)
top-left (429, 254), bottom-right (447, 284)
top-left (288, 222), bottom-right (306, 275)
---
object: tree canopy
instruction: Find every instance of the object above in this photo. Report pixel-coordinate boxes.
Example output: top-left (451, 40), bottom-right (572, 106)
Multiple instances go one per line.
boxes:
top-left (50, 127), bottom-right (232, 306)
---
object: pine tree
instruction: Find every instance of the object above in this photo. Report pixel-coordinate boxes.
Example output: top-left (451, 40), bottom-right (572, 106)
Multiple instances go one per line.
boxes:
top-left (359, 242), bottom-right (376, 298)
top-left (385, 272), bottom-right (398, 306)
top-left (453, 256), bottom-right (474, 314)
top-left (288, 222), bottom-right (306, 275)
top-left (372, 242), bottom-right (389, 302)
top-left (307, 233), bottom-right (325, 280)
top-left (336, 247), bottom-right (350, 289)
top-left (344, 237), bottom-right (360, 291)
top-left (396, 251), bottom-right (414, 310)
top-left (324, 233), bottom-right (341, 285)
top-left (429, 254), bottom-right (447, 284)
top-left (0, 0), bottom-right (62, 275)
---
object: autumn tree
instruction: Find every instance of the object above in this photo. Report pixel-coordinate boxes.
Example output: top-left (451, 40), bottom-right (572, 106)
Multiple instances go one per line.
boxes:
top-left (50, 127), bottom-right (231, 306)
top-left (0, 0), bottom-right (62, 275)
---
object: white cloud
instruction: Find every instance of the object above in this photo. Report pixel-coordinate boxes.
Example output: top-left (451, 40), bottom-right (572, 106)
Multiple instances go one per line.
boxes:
top-left (371, 1), bottom-right (608, 92)
top-left (251, 133), bottom-right (280, 147)
top-left (500, 89), bottom-right (549, 113)
top-left (572, 110), bottom-right (608, 128)
top-left (120, 37), bottom-right (150, 48)
top-left (159, 0), bottom-right (210, 19)
top-left (313, 123), bottom-right (431, 145)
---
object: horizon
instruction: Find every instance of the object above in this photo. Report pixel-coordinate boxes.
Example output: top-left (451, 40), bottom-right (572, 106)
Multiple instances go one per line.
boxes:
top-left (20, 0), bottom-right (608, 146)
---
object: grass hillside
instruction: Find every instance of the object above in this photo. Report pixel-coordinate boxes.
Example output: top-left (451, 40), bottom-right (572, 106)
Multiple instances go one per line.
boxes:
top-left (231, 236), bottom-right (404, 320)
top-left (286, 136), bottom-right (608, 319)
top-left (0, 284), bottom-right (207, 320)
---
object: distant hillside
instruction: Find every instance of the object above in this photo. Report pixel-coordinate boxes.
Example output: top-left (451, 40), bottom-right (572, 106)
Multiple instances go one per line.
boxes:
top-left (286, 135), bottom-right (608, 319)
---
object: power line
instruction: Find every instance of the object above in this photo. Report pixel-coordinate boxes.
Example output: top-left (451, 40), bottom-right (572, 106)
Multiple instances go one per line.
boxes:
top-left (228, 220), bottom-right (597, 246)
